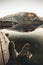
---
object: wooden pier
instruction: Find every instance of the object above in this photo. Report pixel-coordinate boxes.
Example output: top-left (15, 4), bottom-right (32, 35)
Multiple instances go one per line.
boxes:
top-left (0, 32), bottom-right (10, 65)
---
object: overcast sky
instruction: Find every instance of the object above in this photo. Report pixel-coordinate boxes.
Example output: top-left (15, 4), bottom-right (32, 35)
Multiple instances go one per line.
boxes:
top-left (0, 0), bottom-right (43, 18)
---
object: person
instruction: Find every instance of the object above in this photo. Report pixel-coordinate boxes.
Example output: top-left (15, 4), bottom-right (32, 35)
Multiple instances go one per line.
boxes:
top-left (6, 41), bottom-right (18, 65)
top-left (19, 43), bottom-right (32, 59)
top-left (8, 41), bottom-right (18, 59)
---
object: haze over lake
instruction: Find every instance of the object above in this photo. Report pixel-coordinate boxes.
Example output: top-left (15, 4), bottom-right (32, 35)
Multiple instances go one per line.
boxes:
top-left (0, 27), bottom-right (43, 35)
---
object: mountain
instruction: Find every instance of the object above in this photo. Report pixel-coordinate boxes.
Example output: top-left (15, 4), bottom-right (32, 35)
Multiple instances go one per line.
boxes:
top-left (0, 12), bottom-right (39, 21)
top-left (0, 12), bottom-right (43, 32)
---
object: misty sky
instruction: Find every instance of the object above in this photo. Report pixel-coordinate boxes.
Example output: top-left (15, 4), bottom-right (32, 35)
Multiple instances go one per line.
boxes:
top-left (0, 0), bottom-right (43, 18)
